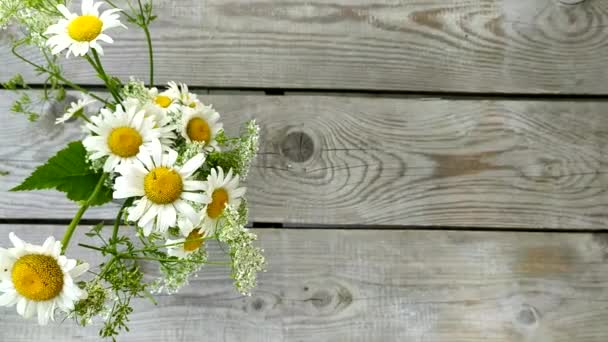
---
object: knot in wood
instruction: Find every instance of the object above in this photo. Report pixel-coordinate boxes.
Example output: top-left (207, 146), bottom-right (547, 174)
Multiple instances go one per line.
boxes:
top-left (516, 304), bottom-right (539, 326)
top-left (280, 131), bottom-right (314, 163)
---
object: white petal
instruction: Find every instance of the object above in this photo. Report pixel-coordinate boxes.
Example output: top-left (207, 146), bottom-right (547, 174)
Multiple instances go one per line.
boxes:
top-left (129, 198), bottom-right (150, 221)
top-left (57, 5), bottom-right (74, 19)
top-left (139, 204), bottom-right (159, 228)
top-left (181, 192), bottom-right (206, 203)
top-left (24, 300), bottom-right (37, 319)
top-left (9, 233), bottom-right (24, 249)
top-left (69, 263), bottom-right (90, 278)
top-left (0, 291), bottom-right (18, 307)
top-left (174, 200), bottom-right (198, 226)
top-left (232, 187), bottom-right (247, 199)
top-left (183, 180), bottom-right (206, 191)
top-left (179, 153), bottom-right (206, 178)
top-left (16, 297), bottom-right (27, 316)
top-left (37, 302), bottom-right (51, 325)
top-left (165, 149), bottom-right (178, 168)
top-left (63, 258), bottom-right (77, 272)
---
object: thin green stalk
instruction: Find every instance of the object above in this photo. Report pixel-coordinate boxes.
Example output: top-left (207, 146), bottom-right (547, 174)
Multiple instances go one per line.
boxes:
top-left (78, 243), bottom-right (106, 253)
top-left (61, 173), bottom-right (109, 253)
top-left (138, 0), bottom-right (154, 86)
top-left (142, 24), bottom-right (154, 86)
top-left (131, 237), bottom-right (210, 253)
top-left (85, 52), bottom-right (122, 103)
top-left (111, 198), bottom-right (134, 245)
top-left (11, 44), bottom-right (110, 105)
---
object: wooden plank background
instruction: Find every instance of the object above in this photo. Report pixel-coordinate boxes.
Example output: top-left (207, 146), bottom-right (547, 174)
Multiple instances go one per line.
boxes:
top-left (2, 0), bottom-right (608, 340)
top-left (2, 225), bottom-right (608, 342)
top-left (1, 91), bottom-right (608, 228)
top-left (2, 0), bottom-right (608, 94)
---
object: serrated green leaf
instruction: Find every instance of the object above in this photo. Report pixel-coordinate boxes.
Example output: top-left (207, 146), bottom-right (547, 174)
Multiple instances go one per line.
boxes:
top-left (11, 141), bottom-right (112, 206)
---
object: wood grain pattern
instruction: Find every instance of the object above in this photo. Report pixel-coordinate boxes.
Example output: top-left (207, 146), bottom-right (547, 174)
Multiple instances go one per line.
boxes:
top-left (1, 91), bottom-right (608, 228)
top-left (2, 0), bottom-right (608, 93)
top-left (1, 225), bottom-right (608, 341)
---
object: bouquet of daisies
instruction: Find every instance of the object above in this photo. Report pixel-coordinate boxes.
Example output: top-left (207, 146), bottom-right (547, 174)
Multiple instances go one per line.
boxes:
top-left (1, 0), bottom-right (264, 339)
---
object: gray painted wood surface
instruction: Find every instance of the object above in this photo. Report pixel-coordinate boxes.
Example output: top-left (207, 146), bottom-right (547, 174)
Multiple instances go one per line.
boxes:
top-left (2, 0), bottom-right (608, 93)
top-left (1, 91), bottom-right (608, 228)
top-left (1, 225), bottom-right (608, 342)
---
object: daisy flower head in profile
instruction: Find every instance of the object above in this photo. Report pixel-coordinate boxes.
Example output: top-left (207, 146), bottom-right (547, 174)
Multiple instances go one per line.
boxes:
top-left (165, 81), bottom-right (201, 109)
top-left (0, 233), bottom-right (89, 325)
top-left (83, 100), bottom-right (172, 172)
top-left (200, 167), bottom-right (246, 235)
top-left (113, 143), bottom-right (207, 236)
top-left (145, 86), bottom-right (182, 123)
top-left (165, 217), bottom-right (208, 259)
top-left (55, 94), bottom-right (96, 125)
top-left (45, 0), bottom-right (126, 57)
top-left (181, 104), bottom-right (223, 152)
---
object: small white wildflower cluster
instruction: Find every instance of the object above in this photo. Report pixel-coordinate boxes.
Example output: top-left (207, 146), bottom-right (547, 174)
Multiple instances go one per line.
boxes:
top-left (218, 203), bottom-right (266, 295)
top-left (0, 0), bottom-right (63, 47)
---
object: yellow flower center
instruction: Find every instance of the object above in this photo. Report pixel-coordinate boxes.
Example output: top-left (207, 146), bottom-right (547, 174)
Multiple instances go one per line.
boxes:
top-left (154, 96), bottom-right (172, 108)
top-left (107, 127), bottom-right (143, 158)
top-left (12, 254), bottom-right (64, 301)
top-left (183, 229), bottom-right (205, 252)
top-left (144, 167), bottom-right (183, 204)
top-left (188, 102), bottom-right (197, 108)
top-left (207, 188), bottom-right (229, 219)
top-left (68, 15), bottom-right (103, 42)
top-left (186, 117), bottom-right (211, 143)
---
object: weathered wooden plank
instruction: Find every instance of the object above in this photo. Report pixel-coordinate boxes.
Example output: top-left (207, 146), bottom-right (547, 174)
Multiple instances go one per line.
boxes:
top-left (2, 0), bottom-right (608, 93)
top-left (2, 91), bottom-right (608, 228)
top-left (1, 225), bottom-right (608, 341)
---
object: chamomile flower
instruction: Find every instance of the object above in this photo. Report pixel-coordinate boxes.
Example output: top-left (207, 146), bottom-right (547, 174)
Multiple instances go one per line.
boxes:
top-left (113, 144), bottom-right (207, 236)
top-left (0, 233), bottom-right (89, 325)
top-left (83, 101), bottom-right (171, 172)
top-left (165, 81), bottom-right (201, 108)
top-left (55, 95), bottom-right (96, 125)
top-left (146, 87), bottom-right (181, 122)
top-left (45, 0), bottom-right (126, 57)
top-left (165, 218), bottom-right (208, 258)
top-left (200, 167), bottom-right (246, 235)
top-left (181, 105), bottom-right (223, 151)
top-left (123, 97), bottom-right (177, 148)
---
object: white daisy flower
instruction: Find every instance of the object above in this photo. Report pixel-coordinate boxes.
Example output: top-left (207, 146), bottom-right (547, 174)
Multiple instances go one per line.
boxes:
top-left (181, 104), bottom-right (223, 151)
top-left (83, 101), bottom-right (171, 172)
top-left (123, 97), bottom-right (177, 148)
top-left (0, 233), bottom-right (89, 325)
top-left (45, 0), bottom-right (126, 57)
top-left (55, 94), bottom-right (96, 125)
top-left (145, 87), bottom-right (182, 122)
top-left (113, 144), bottom-right (207, 236)
top-left (200, 167), bottom-right (246, 235)
top-left (165, 81), bottom-right (201, 108)
top-left (165, 218), bottom-right (208, 259)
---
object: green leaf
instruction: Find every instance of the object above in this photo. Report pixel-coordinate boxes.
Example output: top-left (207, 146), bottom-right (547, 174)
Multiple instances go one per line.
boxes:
top-left (11, 141), bottom-right (112, 206)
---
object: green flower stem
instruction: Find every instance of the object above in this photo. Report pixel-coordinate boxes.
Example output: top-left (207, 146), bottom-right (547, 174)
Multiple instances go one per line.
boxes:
top-left (11, 44), bottom-right (110, 106)
top-left (78, 243), bottom-right (106, 252)
top-left (138, 0), bottom-right (155, 86)
top-left (111, 198), bottom-right (134, 246)
top-left (85, 51), bottom-right (122, 103)
top-left (61, 173), bottom-right (109, 253)
top-left (132, 237), bottom-right (211, 253)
